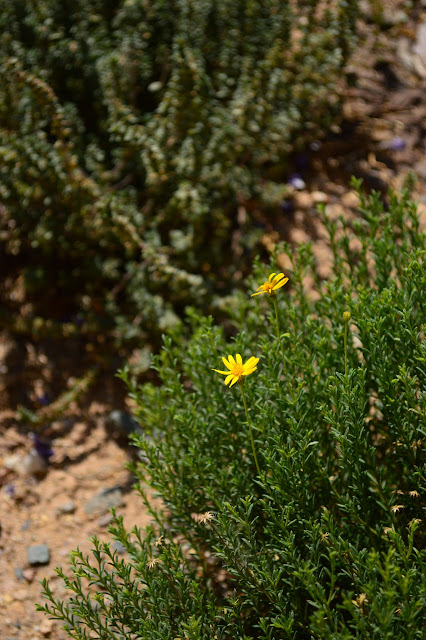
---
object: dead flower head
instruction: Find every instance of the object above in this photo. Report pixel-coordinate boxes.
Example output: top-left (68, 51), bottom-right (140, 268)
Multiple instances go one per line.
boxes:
top-left (391, 504), bottom-right (405, 513)
top-left (146, 557), bottom-right (162, 570)
top-left (192, 511), bottom-right (215, 525)
top-left (408, 490), bottom-right (420, 498)
top-left (352, 593), bottom-right (368, 610)
top-left (154, 535), bottom-right (164, 548)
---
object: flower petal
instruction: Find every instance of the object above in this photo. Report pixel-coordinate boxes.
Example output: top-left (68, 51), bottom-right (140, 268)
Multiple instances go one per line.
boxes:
top-left (225, 374), bottom-right (233, 385)
top-left (229, 376), bottom-right (239, 387)
top-left (222, 357), bottom-right (232, 370)
top-left (236, 353), bottom-right (242, 364)
top-left (245, 356), bottom-right (259, 368)
top-left (228, 355), bottom-right (236, 365)
top-left (273, 277), bottom-right (289, 290)
top-left (212, 369), bottom-right (230, 375)
top-left (272, 273), bottom-right (285, 284)
top-left (242, 367), bottom-right (257, 375)
top-left (251, 291), bottom-right (265, 297)
top-left (268, 272), bottom-right (276, 282)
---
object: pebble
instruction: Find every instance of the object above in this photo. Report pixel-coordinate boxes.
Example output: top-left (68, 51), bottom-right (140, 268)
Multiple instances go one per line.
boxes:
top-left (20, 449), bottom-right (48, 477)
top-left (84, 487), bottom-right (124, 516)
top-left (27, 544), bottom-right (50, 566)
top-left (14, 568), bottom-right (24, 582)
top-left (39, 618), bottom-right (54, 636)
top-left (106, 410), bottom-right (140, 437)
top-left (56, 501), bottom-right (76, 516)
top-left (112, 540), bottom-right (127, 555)
top-left (311, 191), bottom-right (328, 204)
top-left (98, 513), bottom-right (114, 528)
top-left (22, 568), bottom-right (36, 583)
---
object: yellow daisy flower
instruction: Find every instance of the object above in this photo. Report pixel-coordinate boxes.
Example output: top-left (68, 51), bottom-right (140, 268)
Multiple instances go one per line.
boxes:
top-left (213, 353), bottom-right (259, 387)
top-left (251, 272), bottom-right (289, 297)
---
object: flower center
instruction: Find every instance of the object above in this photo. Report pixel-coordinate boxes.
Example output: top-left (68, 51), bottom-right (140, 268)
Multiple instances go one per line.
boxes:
top-left (232, 364), bottom-right (244, 377)
top-left (264, 282), bottom-right (274, 294)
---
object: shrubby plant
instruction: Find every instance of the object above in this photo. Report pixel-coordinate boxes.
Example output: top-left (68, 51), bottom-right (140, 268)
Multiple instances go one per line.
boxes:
top-left (38, 184), bottom-right (425, 639)
top-left (0, 0), bottom-right (357, 342)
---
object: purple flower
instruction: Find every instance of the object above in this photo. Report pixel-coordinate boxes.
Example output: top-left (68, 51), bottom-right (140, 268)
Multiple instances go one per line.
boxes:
top-left (387, 137), bottom-right (406, 151)
top-left (288, 174), bottom-right (306, 190)
top-left (29, 433), bottom-right (54, 461)
top-left (4, 484), bottom-right (15, 497)
top-left (37, 392), bottom-right (51, 406)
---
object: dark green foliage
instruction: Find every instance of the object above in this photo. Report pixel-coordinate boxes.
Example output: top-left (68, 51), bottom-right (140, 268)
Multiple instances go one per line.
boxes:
top-left (38, 185), bottom-right (426, 638)
top-left (0, 0), bottom-right (358, 342)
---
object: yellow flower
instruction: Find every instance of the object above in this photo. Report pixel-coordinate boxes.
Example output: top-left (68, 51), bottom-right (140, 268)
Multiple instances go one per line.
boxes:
top-left (251, 272), bottom-right (289, 297)
top-left (213, 353), bottom-right (259, 387)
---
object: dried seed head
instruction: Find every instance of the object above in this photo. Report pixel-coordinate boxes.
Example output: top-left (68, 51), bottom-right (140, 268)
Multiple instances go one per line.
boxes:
top-left (192, 511), bottom-right (215, 524)
top-left (408, 518), bottom-right (422, 528)
top-left (352, 593), bottom-right (368, 609)
top-left (391, 504), bottom-right (405, 513)
top-left (408, 490), bottom-right (419, 498)
top-left (146, 557), bottom-right (161, 570)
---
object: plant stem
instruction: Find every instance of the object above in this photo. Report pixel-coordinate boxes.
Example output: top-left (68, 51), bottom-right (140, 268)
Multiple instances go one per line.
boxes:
top-left (239, 383), bottom-right (261, 477)
top-left (344, 320), bottom-right (348, 381)
top-left (272, 296), bottom-right (292, 393)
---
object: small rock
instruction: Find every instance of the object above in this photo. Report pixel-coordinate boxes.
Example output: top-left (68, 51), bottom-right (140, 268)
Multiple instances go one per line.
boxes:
top-left (112, 540), bottom-right (127, 555)
top-left (21, 519), bottom-right (31, 531)
top-left (106, 410), bottom-right (140, 437)
top-left (84, 487), bottom-right (124, 516)
top-left (22, 568), bottom-right (36, 583)
top-left (21, 450), bottom-right (48, 477)
top-left (294, 192), bottom-right (313, 209)
top-left (288, 174), bottom-right (306, 190)
top-left (4, 454), bottom-right (22, 472)
top-left (28, 544), bottom-right (50, 566)
top-left (39, 618), bottom-right (54, 636)
top-left (311, 191), bottom-right (328, 204)
top-left (14, 568), bottom-right (24, 582)
top-left (98, 513), bottom-right (114, 528)
top-left (56, 501), bottom-right (76, 516)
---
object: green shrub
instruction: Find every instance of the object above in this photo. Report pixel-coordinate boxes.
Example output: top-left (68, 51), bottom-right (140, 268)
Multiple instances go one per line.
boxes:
top-left (38, 183), bottom-right (425, 639)
top-left (0, 0), bottom-right (358, 343)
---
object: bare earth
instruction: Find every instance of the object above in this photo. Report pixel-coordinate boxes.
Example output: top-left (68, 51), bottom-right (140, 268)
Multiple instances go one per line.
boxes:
top-left (1, 5), bottom-right (426, 639)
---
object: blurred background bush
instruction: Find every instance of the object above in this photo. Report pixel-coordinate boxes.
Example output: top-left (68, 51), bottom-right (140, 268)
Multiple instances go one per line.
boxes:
top-left (0, 0), bottom-right (358, 346)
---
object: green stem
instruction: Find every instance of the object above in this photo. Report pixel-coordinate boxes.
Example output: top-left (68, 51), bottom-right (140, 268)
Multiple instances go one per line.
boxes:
top-left (239, 383), bottom-right (261, 477)
top-left (344, 321), bottom-right (348, 381)
top-left (272, 296), bottom-right (292, 393)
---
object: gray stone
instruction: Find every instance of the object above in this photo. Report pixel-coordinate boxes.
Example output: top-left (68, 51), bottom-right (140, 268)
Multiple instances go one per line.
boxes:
top-left (97, 513), bottom-right (114, 528)
top-left (84, 487), bottom-right (124, 516)
top-left (107, 410), bottom-right (140, 436)
top-left (112, 540), bottom-right (127, 555)
top-left (14, 568), bottom-right (24, 581)
top-left (27, 544), bottom-right (50, 566)
top-left (56, 501), bottom-right (76, 515)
